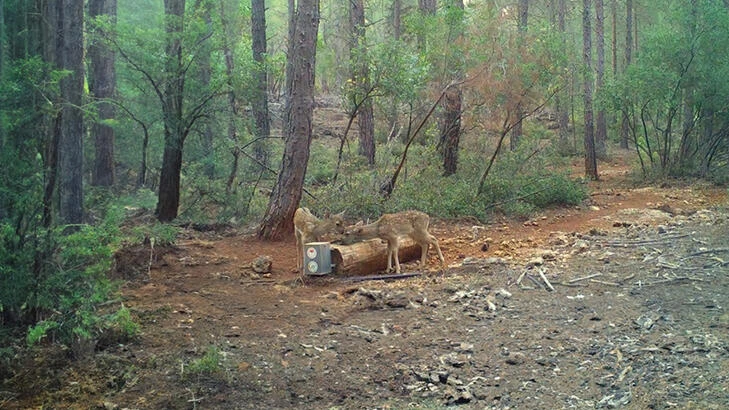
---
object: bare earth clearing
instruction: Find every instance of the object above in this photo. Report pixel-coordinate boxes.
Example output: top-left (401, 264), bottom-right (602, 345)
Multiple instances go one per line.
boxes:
top-left (4, 158), bottom-right (729, 410)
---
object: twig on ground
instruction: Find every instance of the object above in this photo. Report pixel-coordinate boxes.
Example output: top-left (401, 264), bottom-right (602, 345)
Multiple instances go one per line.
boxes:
top-left (684, 248), bottom-right (729, 258)
top-left (569, 272), bottom-right (603, 283)
top-left (537, 268), bottom-right (555, 291)
top-left (590, 279), bottom-right (620, 287)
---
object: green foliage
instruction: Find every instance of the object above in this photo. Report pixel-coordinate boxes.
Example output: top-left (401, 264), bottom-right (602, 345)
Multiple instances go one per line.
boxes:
top-left (306, 138), bottom-right (586, 222)
top-left (602, 0), bottom-right (729, 178)
top-left (185, 345), bottom-right (222, 376)
top-left (25, 214), bottom-right (122, 349)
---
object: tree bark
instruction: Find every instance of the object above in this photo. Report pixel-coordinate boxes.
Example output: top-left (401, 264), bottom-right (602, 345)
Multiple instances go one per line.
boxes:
top-left (155, 0), bottom-right (186, 222)
top-left (439, 0), bottom-right (463, 176)
top-left (251, 0), bottom-right (270, 166)
top-left (219, 1), bottom-right (240, 192)
top-left (259, 0), bottom-right (320, 240)
top-left (583, 0), bottom-right (598, 180)
top-left (331, 238), bottom-right (420, 275)
top-left (620, 0), bottom-right (632, 149)
top-left (88, 0), bottom-right (117, 187)
top-left (556, 0), bottom-right (570, 152)
top-left (417, 0), bottom-right (436, 52)
top-left (594, 0), bottom-right (607, 159)
top-left (510, 0), bottom-right (528, 151)
top-left (197, 1), bottom-right (214, 179)
top-left (57, 0), bottom-right (85, 225)
top-left (350, 0), bottom-right (375, 166)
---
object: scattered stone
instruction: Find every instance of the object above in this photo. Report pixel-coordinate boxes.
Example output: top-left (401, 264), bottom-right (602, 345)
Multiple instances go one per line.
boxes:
top-left (504, 351), bottom-right (526, 365)
top-left (597, 390), bottom-right (632, 408)
top-left (572, 240), bottom-right (590, 254)
top-left (527, 256), bottom-right (545, 267)
top-left (251, 255), bottom-right (272, 273)
top-left (635, 315), bottom-right (655, 330)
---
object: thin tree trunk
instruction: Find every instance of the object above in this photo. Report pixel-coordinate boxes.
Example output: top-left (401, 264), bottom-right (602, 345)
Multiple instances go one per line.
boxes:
top-left (557, 0), bottom-right (570, 152)
top-left (88, 0), bottom-right (117, 187)
top-left (220, 1), bottom-right (240, 192)
top-left (620, 0), bottom-right (632, 149)
top-left (156, 0), bottom-right (186, 222)
top-left (583, 0), bottom-right (598, 180)
top-left (197, 1), bottom-right (214, 179)
top-left (259, 0), bottom-right (320, 240)
top-left (595, 0), bottom-right (607, 159)
top-left (510, 0), bottom-right (528, 151)
top-left (251, 0), bottom-right (270, 166)
top-left (57, 0), bottom-right (85, 225)
top-left (386, 0), bottom-right (402, 143)
top-left (417, 0), bottom-right (436, 52)
top-left (440, 0), bottom-right (464, 176)
top-left (350, 0), bottom-right (375, 166)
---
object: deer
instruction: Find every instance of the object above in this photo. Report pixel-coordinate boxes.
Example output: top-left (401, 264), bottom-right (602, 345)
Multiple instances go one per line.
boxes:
top-left (293, 207), bottom-right (346, 274)
top-left (343, 210), bottom-right (445, 274)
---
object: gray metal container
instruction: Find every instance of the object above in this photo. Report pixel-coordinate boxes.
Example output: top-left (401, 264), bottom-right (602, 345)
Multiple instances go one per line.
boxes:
top-left (303, 242), bottom-right (332, 275)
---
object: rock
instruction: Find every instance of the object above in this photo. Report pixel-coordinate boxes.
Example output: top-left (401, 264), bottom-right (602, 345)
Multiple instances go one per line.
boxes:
top-left (537, 249), bottom-right (558, 261)
top-left (527, 256), bottom-right (545, 267)
top-left (504, 351), bottom-right (526, 365)
top-left (635, 315), bottom-right (655, 330)
top-left (572, 240), bottom-right (590, 254)
top-left (597, 390), bottom-right (632, 408)
top-left (251, 255), bottom-right (272, 273)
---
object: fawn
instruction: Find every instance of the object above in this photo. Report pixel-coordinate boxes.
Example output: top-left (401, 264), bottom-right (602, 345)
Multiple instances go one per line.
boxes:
top-left (343, 210), bottom-right (445, 274)
top-left (294, 207), bottom-right (346, 274)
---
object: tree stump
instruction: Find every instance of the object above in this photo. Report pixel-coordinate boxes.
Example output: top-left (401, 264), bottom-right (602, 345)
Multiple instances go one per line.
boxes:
top-left (330, 238), bottom-right (421, 275)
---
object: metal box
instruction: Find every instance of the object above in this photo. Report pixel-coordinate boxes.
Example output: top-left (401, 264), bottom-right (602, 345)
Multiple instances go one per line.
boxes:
top-left (303, 242), bottom-right (332, 275)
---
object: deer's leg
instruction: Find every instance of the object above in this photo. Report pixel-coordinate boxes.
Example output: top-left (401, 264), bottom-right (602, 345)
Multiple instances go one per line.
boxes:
top-left (429, 234), bottom-right (445, 267)
top-left (384, 240), bottom-right (394, 272)
top-left (419, 243), bottom-right (429, 268)
top-left (295, 232), bottom-right (302, 273)
top-left (392, 238), bottom-right (402, 274)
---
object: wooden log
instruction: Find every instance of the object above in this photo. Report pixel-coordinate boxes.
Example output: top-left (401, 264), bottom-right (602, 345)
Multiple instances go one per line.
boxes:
top-left (330, 237), bottom-right (422, 275)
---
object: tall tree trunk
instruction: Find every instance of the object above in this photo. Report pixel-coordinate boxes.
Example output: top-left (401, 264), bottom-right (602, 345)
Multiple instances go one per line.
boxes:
top-left (440, 0), bottom-right (464, 176)
top-left (350, 0), bottom-right (375, 166)
top-left (251, 0), bottom-right (270, 166)
top-left (594, 0), bottom-right (607, 159)
top-left (259, 0), bottom-right (320, 240)
top-left (220, 1), bottom-right (240, 192)
top-left (611, 0), bottom-right (617, 79)
top-left (386, 0), bottom-right (402, 143)
top-left (620, 0), bottom-right (632, 149)
top-left (156, 0), bottom-right (186, 222)
top-left (417, 0), bottom-right (436, 52)
top-left (510, 0), bottom-right (528, 151)
top-left (0, 0), bottom-right (5, 78)
top-left (197, 1), bottom-right (214, 179)
top-left (556, 0), bottom-right (570, 152)
top-left (583, 0), bottom-right (598, 180)
top-left (88, 0), bottom-right (117, 187)
top-left (57, 0), bottom-right (85, 225)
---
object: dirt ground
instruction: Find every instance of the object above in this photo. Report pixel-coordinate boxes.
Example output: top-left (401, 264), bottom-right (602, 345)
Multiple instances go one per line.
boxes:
top-left (3, 156), bottom-right (729, 410)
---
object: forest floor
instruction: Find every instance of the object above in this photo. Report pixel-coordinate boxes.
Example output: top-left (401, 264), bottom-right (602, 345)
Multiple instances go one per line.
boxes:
top-left (3, 153), bottom-right (729, 410)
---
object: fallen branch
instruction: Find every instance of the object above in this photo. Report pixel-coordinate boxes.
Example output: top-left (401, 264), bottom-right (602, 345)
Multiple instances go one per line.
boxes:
top-left (537, 268), bottom-right (555, 291)
top-left (590, 279), bottom-right (620, 287)
top-left (598, 234), bottom-right (691, 247)
top-left (516, 269), bottom-right (528, 285)
top-left (343, 272), bottom-right (422, 283)
top-left (569, 272), bottom-right (603, 283)
top-left (684, 248), bottom-right (729, 258)
top-left (641, 276), bottom-right (705, 286)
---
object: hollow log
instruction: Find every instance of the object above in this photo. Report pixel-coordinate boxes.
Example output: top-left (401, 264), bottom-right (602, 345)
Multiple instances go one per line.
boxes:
top-left (331, 238), bottom-right (421, 275)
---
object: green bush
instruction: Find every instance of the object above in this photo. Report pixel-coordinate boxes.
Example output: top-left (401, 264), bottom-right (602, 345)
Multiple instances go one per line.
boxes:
top-left (185, 345), bottom-right (222, 376)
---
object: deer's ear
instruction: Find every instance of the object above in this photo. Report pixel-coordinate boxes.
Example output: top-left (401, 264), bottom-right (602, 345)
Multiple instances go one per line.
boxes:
top-left (335, 211), bottom-right (345, 218)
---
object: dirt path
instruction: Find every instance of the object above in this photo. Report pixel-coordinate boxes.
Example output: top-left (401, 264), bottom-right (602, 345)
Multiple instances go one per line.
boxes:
top-left (5, 157), bottom-right (728, 409)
